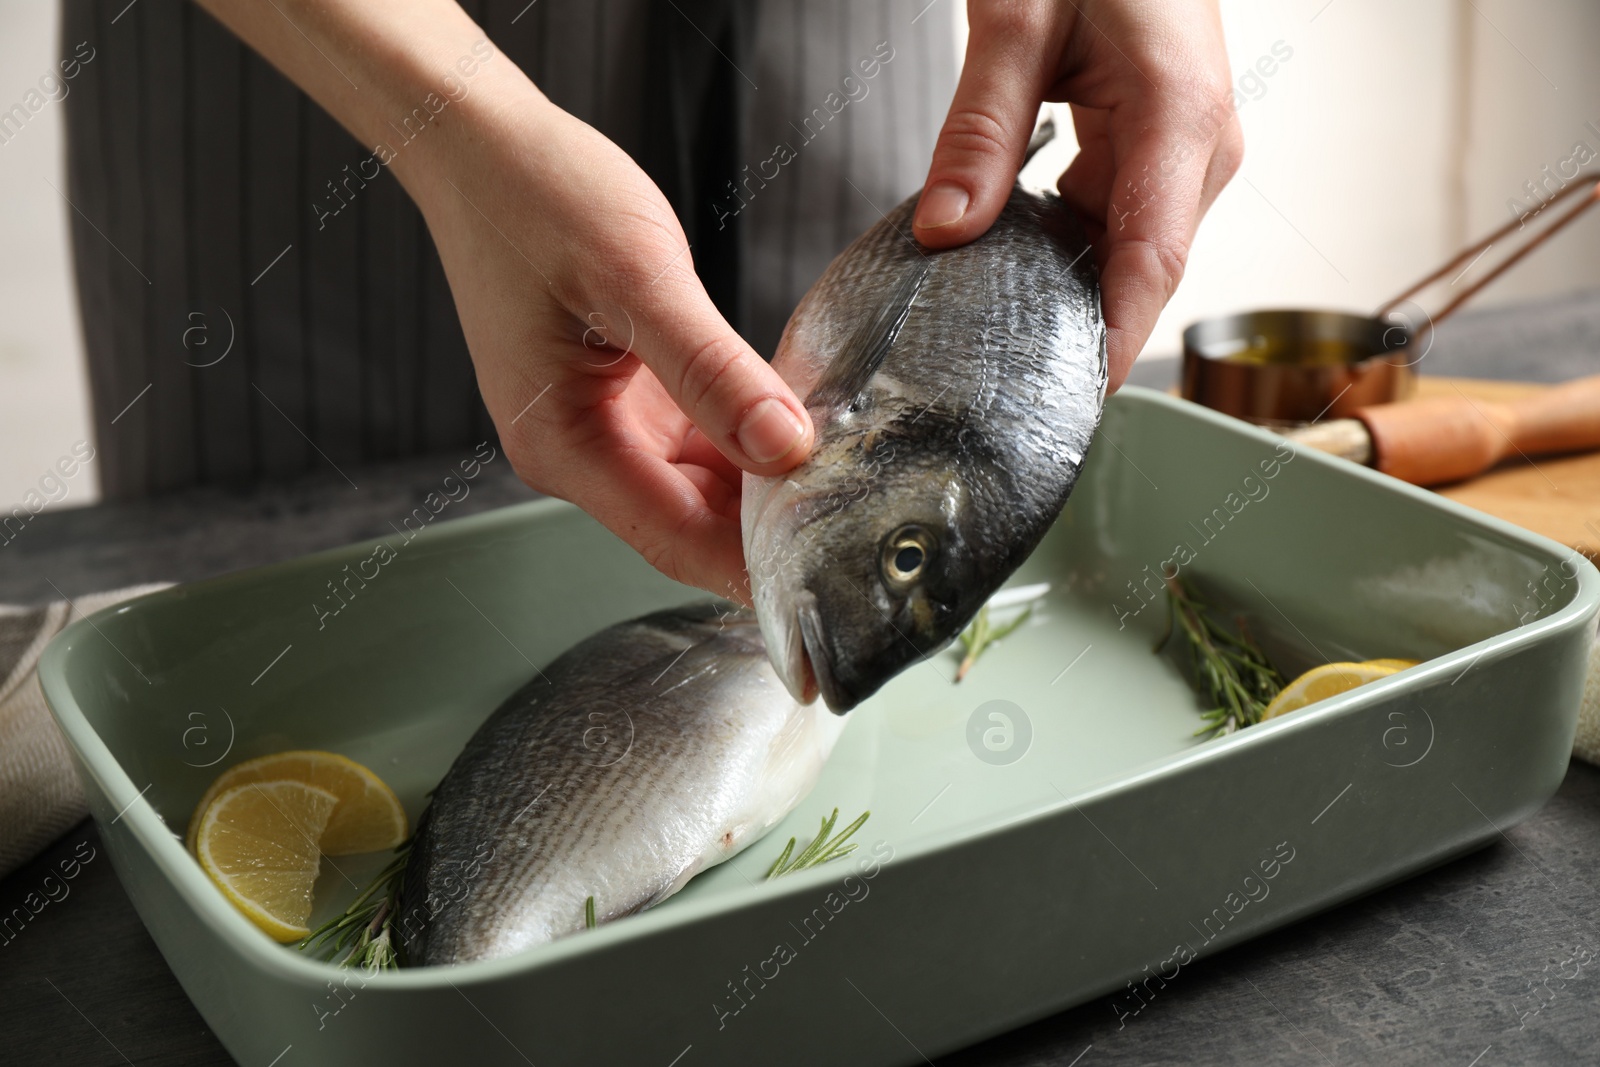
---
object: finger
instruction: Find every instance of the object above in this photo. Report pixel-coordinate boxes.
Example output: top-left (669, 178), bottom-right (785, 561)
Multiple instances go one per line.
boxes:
top-left (1063, 108), bottom-right (1241, 393)
top-left (609, 250), bottom-right (815, 477)
top-left (913, 2), bottom-right (1069, 248)
top-left (1055, 105), bottom-right (1114, 225)
top-left (546, 436), bottom-right (749, 601)
top-left (1095, 127), bottom-right (1214, 391)
top-left (623, 367), bottom-right (742, 492)
top-left (1196, 112), bottom-right (1245, 218)
top-left (677, 426), bottom-right (744, 511)
top-left (676, 460), bottom-right (740, 523)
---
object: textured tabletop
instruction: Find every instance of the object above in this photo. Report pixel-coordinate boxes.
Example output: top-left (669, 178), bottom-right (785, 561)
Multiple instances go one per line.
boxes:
top-left (2, 289), bottom-right (1597, 1066)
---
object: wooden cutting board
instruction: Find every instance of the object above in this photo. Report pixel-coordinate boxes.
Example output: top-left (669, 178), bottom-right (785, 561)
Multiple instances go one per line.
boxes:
top-left (1413, 376), bottom-right (1600, 562)
top-left (1166, 375), bottom-right (1600, 559)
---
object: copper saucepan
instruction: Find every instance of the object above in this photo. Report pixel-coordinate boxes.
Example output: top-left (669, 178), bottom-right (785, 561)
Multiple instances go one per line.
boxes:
top-left (1182, 171), bottom-right (1600, 425)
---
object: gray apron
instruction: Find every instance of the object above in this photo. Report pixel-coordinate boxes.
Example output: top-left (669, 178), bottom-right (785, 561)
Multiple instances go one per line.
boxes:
top-left (61, 0), bottom-right (955, 497)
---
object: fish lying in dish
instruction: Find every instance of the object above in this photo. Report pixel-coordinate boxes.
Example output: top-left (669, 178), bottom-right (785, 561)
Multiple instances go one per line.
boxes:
top-left (399, 603), bottom-right (846, 965)
top-left (743, 183), bottom-right (1108, 712)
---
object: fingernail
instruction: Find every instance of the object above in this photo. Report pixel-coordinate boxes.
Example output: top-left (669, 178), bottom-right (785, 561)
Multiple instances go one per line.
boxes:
top-left (917, 181), bottom-right (970, 229)
top-left (737, 398), bottom-right (806, 464)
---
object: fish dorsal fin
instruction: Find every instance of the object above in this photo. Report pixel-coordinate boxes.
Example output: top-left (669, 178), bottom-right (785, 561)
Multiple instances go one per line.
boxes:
top-left (806, 262), bottom-right (929, 412)
top-left (1024, 115), bottom-right (1056, 165)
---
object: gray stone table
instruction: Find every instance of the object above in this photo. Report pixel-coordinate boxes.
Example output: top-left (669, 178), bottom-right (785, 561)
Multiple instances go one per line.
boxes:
top-left (1, 290), bottom-right (1597, 1065)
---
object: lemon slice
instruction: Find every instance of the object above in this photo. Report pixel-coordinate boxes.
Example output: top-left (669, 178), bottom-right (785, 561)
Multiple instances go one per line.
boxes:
top-left (1262, 661), bottom-right (1405, 720)
top-left (185, 750), bottom-right (407, 856)
top-left (1361, 658), bottom-right (1420, 671)
top-left (195, 781), bottom-right (339, 942)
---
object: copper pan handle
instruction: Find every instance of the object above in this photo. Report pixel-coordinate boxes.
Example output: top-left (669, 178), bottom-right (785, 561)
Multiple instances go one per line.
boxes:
top-left (1374, 170), bottom-right (1600, 335)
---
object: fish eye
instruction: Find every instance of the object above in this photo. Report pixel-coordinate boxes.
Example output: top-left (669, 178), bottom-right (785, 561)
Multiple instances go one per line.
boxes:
top-left (881, 525), bottom-right (935, 588)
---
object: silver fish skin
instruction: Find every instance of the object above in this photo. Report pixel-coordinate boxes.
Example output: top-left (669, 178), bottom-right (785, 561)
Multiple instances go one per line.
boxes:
top-left (400, 603), bottom-right (847, 966)
top-left (743, 185), bottom-right (1106, 712)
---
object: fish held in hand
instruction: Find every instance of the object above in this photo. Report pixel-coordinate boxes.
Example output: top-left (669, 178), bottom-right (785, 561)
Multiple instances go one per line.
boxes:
top-left (400, 603), bottom-right (846, 966)
top-left (743, 185), bottom-right (1107, 712)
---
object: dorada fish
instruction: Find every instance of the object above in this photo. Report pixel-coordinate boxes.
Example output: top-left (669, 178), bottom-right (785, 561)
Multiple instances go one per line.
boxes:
top-left (399, 603), bottom-right (847, 965)
top-left (743, 184), bottom-right (1107, 711)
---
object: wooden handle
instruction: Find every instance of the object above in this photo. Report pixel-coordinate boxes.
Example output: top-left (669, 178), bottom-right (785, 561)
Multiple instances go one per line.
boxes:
top-left (1358, 374), bottom-right (1600, 486)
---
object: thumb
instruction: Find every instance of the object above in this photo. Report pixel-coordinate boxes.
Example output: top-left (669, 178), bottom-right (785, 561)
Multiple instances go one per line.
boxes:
top-left (624, 255), bottom-right (815, 475)
top-left (914, 4), bottom-right (1066, 248)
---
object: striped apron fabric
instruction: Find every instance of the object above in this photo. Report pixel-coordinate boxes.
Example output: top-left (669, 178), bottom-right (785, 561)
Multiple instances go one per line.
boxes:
top-left (60, 0), bottom-right (956, 498)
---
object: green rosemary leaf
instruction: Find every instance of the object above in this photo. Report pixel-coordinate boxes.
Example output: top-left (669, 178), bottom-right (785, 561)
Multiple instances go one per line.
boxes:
top-left (988, 606), bottom-right (1033, 644)
top-left (957, 608), bottom-right (985, 654)
top-left (767, 809), bottom-right (870, 879)
top-left (955, 602), bottom-right (1034, 682)
top-left (819, 842), bottom-right (859, 865)
top-left (811, 809), bottom-right (871, 865)
top-left (1159, 576), bottom-right (1285, 739)
top-left (785, 809), bottom-right (838, 873)
top-left (584, 895), bottom-right (596, 930)
top-left (299, 838), bottom-right (411, 971)
top-left (763, 836), bottom-right (797, 880)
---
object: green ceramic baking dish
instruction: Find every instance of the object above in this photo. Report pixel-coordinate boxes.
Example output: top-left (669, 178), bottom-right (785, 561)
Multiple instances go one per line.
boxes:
top-left (39, 387), bottom-right (1599, 1066)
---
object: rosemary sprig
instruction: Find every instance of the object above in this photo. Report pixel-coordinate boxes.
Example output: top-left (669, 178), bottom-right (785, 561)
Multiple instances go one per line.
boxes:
top-left (584, 895), bottom-right (596, 929)
top-left (766, 808), bottom-right (870, 879)
top-left (1157, 576), bottom-right (1285, 739)
top-left (955, 602), bottom-right (1034, 682)
top-left (299, 839), bottom-right (410, 972)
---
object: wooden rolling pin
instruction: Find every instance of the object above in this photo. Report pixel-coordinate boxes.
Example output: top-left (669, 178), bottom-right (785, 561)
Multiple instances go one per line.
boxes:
top-left (1287, 374), bottom-right (1600, 486)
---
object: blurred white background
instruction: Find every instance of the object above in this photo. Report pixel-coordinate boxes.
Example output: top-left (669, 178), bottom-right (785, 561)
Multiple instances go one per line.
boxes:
top-left (1, 0), bottom-right (1597, 509)
top-left (1020, 0), bottom-right (1600, 353)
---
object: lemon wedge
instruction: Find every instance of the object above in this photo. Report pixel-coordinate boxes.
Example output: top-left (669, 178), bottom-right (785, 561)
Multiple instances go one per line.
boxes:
top-left (195, 781), bottom-right (339, 942)
top-left (1361, 658), bottom-right (1420, 672)
top-left (1261, 660), bottom-right (1412, 720)
top-left (185, 749), bottom-right (407, 856)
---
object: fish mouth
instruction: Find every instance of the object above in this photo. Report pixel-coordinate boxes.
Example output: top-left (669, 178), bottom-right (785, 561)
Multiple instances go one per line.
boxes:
top-left (796, 592), bottom-right (856, 714)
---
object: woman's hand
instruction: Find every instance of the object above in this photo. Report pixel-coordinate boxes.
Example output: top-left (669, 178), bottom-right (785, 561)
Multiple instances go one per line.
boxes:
top-left (406, 89), bottom-right (813, 603)
top-left (914, 0), bottom-right (1244, 389)
top-left (194, 0), bottom-right (813, 602)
